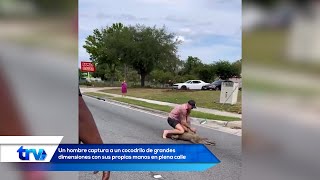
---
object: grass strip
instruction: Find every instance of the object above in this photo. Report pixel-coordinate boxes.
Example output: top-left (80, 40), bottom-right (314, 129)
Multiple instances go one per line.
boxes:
top-left (112, 97), bottom-right (240, 121)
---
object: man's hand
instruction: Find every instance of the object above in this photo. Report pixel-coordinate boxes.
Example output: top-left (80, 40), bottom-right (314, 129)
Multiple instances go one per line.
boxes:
top-left (190, 127), bottom-right (197, 133)
top-left (182, 125), bottom-right (189, 132)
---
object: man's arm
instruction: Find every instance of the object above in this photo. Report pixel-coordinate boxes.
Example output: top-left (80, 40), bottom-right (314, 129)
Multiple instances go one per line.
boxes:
top-left (79, 95), bottom-right (110, 180)
top-left (179, 109), bottom-right (191, 131)
top-left (186, 116), bottom-right (196, 133)
top-left (180, 110), bottom-right (196, 133)
top-left (79, 96), bottom-right (103, 144)
top-left (181, 119), bottom-right (191, 129)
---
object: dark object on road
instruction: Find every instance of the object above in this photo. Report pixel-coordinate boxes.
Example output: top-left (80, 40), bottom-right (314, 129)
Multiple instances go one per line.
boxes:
top-left (202, 80), bottom-right (233, 91)
top-left (97, 97), bottom-right (106, 101)
top-left (167, 130), bottom-right (215, 146)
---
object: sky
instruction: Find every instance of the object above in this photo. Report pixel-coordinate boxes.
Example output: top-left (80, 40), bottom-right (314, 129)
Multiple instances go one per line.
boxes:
top-left (79, 0), bottom-right (241, 65)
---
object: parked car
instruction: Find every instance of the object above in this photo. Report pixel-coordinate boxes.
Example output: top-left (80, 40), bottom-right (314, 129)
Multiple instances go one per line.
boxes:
top-left (172, 80), bottom-right (210, 90)
top-left (202, 80), bottom-right (233, 91)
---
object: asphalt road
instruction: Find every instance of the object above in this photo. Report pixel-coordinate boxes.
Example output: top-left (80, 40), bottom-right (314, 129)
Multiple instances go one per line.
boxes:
top-left (80, 96), bottom-right (241, 180)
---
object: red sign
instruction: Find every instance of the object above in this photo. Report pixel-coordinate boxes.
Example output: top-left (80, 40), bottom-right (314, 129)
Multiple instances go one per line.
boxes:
top-left (81, 61), bottom-right (96, 72)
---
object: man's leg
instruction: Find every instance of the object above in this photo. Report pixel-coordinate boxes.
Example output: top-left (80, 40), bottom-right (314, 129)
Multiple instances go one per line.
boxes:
top-left (163, 124), bottom-right (185, 139)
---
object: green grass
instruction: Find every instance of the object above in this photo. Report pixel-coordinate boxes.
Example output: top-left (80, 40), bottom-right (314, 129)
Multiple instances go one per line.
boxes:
top-left (83, 92), bottom-right (115, 98)
top-left (113, 97), bottom-right (172, 112)
top-left (112, 97), bottom-right (240, 121)
top-left (101, 88), bottom-right (241, 113)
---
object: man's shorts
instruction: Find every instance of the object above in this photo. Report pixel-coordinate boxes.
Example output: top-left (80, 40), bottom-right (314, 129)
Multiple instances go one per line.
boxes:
top-left (167, 117), bottom-right (180, 128)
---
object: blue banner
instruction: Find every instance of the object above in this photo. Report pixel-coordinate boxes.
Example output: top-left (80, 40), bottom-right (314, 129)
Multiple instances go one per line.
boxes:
top-left (51, 144), bottom-right (220, 164)
top-left (20, 144), bottom-right (220, 171)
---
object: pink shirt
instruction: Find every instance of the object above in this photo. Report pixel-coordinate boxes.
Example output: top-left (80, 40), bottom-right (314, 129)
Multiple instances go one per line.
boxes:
top-left (169, 104), bottom-right (189, 122)
top-left (121, 82), bottom-right (127, 93)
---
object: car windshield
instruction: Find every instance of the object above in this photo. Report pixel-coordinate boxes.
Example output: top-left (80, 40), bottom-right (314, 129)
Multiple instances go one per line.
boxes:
top-left (185, 81), bottom-right (192, 83)
top-left (212, 80), bottom-right (221, 85)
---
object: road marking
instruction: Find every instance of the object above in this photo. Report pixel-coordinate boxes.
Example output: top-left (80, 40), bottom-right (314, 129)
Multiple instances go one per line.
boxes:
top-left (83, 95), bottom-right (241, 136)
top-left (153, 174), bottom-right (163, 179)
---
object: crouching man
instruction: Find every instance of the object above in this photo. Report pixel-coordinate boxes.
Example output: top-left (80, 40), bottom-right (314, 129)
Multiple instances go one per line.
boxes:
top-left (163, 100), bottom-right (197, 138)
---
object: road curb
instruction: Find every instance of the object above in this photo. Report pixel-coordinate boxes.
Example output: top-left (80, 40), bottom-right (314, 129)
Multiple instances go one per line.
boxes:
top-left (84, 95), bottom-right (242, 130)
top-left (191, 118), bottom-right (242, 129)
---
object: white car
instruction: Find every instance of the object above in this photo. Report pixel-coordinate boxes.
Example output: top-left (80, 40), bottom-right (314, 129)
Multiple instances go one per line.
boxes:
top-left (172, 80), bottom-right (210, 90)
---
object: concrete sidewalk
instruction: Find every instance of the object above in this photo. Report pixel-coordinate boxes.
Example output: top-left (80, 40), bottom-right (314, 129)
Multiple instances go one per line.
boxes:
top-left (80, 87), bottom-right (242, 119)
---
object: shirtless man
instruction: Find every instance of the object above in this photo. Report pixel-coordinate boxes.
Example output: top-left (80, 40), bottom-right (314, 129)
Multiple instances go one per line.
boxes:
top-left (163, 100), bottom-right (197, 139)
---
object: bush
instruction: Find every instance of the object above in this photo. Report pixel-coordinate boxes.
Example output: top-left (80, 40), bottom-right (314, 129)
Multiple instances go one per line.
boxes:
top-left (173, 74), bottom-right (197, 83)
top-left (90, 82), bottom-right (113, 87)
top-left (79, 81), bottom-right (122, 87)
top-left (79, 81), bottom-right (92, 86)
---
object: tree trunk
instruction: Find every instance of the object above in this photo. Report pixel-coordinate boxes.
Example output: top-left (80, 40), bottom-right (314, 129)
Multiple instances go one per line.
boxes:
top-left (110, 64), bottom-right (116, 86)
top-left (124, 64), bottom-right (128, 80)
top-left (111, 76), bottom-right (114, 86)
top-left (140, 73), bottom-right (146, 87)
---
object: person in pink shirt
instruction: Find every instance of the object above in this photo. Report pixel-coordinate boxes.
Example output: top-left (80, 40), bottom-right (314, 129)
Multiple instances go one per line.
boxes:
top-left (121, 80), bottom-right (128, 97)
top-left (163, 100), bottom-right (197, 138)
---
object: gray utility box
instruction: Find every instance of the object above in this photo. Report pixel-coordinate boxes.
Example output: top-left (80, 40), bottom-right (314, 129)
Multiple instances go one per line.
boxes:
top-left (219, 81), bottom-right (239, 105)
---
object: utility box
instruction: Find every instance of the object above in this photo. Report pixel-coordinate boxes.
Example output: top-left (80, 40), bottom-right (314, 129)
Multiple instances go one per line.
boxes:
top-left (219, 81), bottom-right (239, 105)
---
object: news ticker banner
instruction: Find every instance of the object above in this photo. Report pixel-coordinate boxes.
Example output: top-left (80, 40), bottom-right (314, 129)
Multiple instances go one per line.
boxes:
top-left (0, 136), bottom-right (220, 171)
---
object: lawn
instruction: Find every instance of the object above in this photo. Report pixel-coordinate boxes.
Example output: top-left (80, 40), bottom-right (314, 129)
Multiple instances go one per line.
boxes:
top-left (112, 97), bottom-right (240, 121)
top-left (83, 92), bottom-right (240, 121)
top-left (101, 88), bottom-right (241, 113)
top-left (83, 92), bottom-right (114, 98)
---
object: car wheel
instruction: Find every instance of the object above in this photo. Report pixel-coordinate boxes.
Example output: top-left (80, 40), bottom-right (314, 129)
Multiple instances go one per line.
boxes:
top-left (181, 85), bottom-right (187, 90)
top-left (201, 86), bottom-right (206, 90)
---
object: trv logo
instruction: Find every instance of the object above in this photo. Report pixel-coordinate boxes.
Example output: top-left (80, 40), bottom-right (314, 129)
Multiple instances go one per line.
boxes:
top-left (17, 146), bottom-right (47, 161)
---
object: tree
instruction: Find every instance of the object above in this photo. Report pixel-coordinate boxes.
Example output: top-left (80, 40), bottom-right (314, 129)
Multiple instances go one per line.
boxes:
top-left (127, 25), bottom-right (180, 87)
top-left (83, 23), bottom-right (180, 87)
top-left (83, 23), bottom-right (127, 85)
top-left (231, 59), bottom-right (242, 77)
top-left (182, 56), bottom-right (203, 75)
top-left (91, 63), bottom-right (108, 80)
top-left (195, 64), bottom-right (215, 82)
top-left (106, 23), bottom-right (133, 80)
top-left (150, 70), bottom-right (174, 85)
top-left (214, 60), bottom-right (236, 80)
top-left (157, 55), bottom-right (182, 74)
